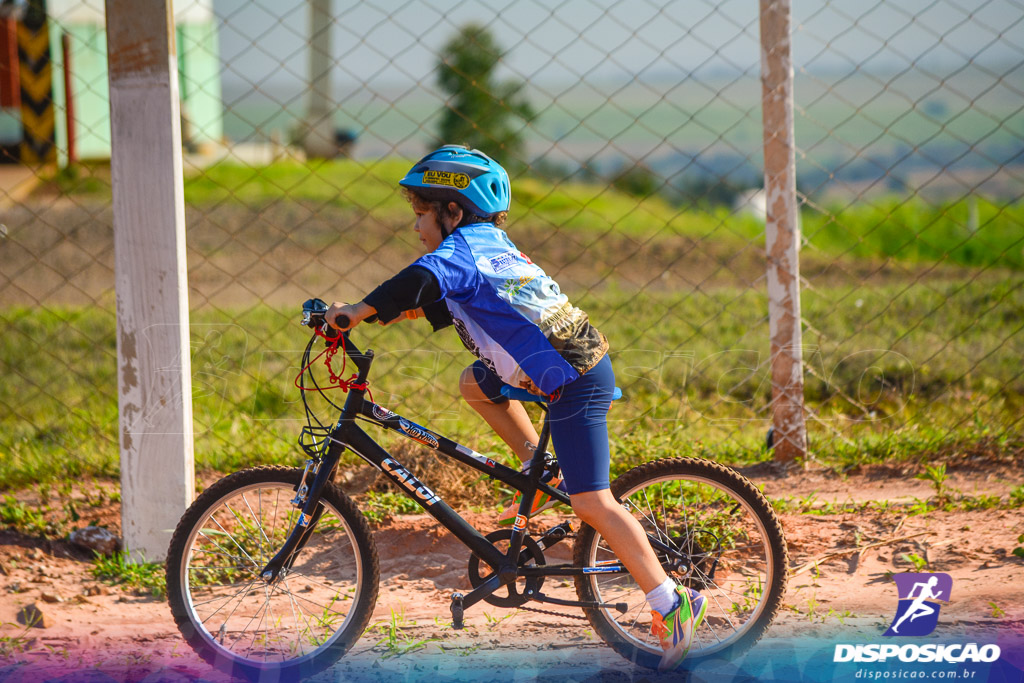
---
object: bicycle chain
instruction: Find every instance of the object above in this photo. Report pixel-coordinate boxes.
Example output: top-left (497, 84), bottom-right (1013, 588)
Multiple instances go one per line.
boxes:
top-left (518, 604), bottom-right (589, 621)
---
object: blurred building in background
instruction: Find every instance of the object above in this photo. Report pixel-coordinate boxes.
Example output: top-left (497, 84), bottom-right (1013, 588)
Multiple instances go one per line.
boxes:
top-left (0, 0), bottom-right (222, 164)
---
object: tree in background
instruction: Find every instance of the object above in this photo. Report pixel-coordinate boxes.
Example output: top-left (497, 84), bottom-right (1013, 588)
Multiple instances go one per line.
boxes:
top-left (435, 24), bottom-right (533, 171)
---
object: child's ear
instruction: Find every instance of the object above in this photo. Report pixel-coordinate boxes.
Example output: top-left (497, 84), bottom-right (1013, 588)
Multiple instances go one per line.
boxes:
top-left (448, 202), bottom-right (464, 224)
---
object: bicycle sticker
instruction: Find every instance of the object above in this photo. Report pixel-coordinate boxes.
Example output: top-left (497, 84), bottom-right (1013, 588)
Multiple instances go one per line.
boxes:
top-left (582, 566), bottom-right (621, 574)
top-left (456, 444), bottom-right (496, 468)
top-left (372, 404), bottom-right (396, 421)
top-left (512, 514), bottom-right (528, 531)
top-left (297, 513), bottom-right (310, 527)
top-left (381, 457), bottom-right (441, 506)
top-left (398, 418), bottom-right (440, 449)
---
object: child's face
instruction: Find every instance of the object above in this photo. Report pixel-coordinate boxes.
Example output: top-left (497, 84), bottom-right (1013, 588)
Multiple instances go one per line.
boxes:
top-left (413, 206), bottom-right (444, 251)
top-left (412, 202), bottom-right (459, 251)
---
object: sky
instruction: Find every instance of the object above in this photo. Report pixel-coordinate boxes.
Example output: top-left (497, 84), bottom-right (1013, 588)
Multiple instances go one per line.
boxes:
top-left (212, 0), bottom-right (1024, 92)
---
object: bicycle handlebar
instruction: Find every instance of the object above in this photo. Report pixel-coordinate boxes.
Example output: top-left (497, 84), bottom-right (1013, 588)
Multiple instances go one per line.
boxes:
top-left (301, 298), bottom-right (375, 380)
top-left (301, 298), bottom-right (377, 331)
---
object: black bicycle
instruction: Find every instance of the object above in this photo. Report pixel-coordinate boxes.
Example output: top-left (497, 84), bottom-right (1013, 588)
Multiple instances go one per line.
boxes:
top-left (165, 298), bottom-right (788, 681)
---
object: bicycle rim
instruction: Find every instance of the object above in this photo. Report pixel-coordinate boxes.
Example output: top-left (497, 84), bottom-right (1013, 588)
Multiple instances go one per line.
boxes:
top-left (583, 472), bottom-right (779, 659)
top-left (178, 480), bottom-right (366, 667)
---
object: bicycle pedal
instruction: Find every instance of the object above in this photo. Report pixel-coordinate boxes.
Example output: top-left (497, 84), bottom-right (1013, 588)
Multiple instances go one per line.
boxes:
top-left (450, 592), bottom-right (465, 630)
top-left (536, 521), bottom-right (574, 550)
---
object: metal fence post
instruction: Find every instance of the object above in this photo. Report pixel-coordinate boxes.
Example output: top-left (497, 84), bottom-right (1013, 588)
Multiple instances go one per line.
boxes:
top-left (106, 0), bottom-right (194, 562)
top-left (759, 0), bottom-right (807, 463)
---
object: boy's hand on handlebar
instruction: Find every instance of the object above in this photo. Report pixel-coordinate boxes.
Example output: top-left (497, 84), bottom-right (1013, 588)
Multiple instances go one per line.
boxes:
top-left (326, 301), bottom-right (377, 331)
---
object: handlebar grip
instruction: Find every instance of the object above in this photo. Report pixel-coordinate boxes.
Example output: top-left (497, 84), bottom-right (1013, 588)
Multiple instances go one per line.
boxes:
top-left (329, 312), bottom-right (379, 329)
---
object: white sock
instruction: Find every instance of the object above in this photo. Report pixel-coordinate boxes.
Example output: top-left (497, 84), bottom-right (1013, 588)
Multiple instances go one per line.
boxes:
top-left (646, 578), bottom-right (681, 617)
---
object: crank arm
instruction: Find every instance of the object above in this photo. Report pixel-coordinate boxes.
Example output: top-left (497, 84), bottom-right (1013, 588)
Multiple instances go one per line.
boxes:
top-left (459, 573), bottom-right (505, 611)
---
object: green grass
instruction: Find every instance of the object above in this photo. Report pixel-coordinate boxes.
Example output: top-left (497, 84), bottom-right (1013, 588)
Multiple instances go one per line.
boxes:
top-left (359, 490), bottom-right (423, 525)
top-left (0, 621), bottom-right (34, 658)
top-left (90, 551), bottom-right (167, 598)
top-left (1, 274), bottom-right (1021, 495)
top-left (800, 198), bottom-right (1024, 271)
top-left (181, 161), bottom-right (1024, 271)
top-left (8, 156), bottom-right (1024, 503)
top-left (770, 483), bottom-right (1024, 518)
top-left (183, 157), bottom-right (414, 213)
top-left (0, 495), bottom-right (63, 538)
top-left (39, 157), bottom-right (1024, 272)
top-left (370, 607), bottom-right (438, 659)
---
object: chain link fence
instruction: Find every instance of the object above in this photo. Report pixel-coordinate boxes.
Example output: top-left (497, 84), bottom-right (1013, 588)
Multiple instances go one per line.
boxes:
top-left (1, 0), bottom-right (1022, 495)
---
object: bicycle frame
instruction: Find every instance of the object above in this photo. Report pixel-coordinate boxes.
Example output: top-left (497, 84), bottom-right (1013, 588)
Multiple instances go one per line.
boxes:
top-left (261, 328), bottom-right (684, 616)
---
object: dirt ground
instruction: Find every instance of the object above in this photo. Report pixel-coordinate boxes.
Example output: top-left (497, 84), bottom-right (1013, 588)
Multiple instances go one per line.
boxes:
top-left (1, 459), bottom-right (1022, 682)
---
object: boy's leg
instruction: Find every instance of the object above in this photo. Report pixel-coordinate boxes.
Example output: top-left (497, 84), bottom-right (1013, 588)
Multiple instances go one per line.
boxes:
top-left (574, 488), bottom-right (707, 671)
top-left (459, 364), bottom-right (539, 464)
top-left (570, 488), bottom-right (667, 593)
top-left (552, 355), bottom-right (705, 670)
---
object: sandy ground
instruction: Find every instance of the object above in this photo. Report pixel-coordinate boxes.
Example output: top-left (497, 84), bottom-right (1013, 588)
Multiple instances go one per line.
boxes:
top-left (1, 459), bottom-right (1022, 682)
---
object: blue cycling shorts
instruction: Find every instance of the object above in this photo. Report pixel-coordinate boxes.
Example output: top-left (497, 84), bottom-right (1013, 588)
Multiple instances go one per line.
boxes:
top-left (467, 354), bottom-right (615, 495)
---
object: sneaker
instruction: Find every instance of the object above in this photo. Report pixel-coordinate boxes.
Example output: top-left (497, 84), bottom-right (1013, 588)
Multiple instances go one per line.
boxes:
top-left (497, 476), bottom-right (566, 526)
top-left (650, 585), bottom-right (708, 672)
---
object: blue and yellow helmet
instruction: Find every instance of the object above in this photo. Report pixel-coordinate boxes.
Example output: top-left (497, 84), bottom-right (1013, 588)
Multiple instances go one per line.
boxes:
top-left (399, 145), bottom-right (511, 219)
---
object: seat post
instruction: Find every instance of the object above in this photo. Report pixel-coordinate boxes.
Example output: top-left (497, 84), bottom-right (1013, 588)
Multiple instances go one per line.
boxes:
top-left (528, 407), bottom-right (553, 481)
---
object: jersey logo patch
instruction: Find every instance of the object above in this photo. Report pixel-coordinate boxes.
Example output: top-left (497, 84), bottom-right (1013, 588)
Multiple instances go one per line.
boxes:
top-left (501, 275), bottom-right (534, 298)
top-left (489, 251), bottom-right (518, 273)
top-left (423, 170), bottom-right (470, 189)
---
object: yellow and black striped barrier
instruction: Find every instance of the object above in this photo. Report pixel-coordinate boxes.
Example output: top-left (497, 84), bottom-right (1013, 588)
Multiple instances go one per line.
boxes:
top-left (17, 0), bottom-right (54, 165)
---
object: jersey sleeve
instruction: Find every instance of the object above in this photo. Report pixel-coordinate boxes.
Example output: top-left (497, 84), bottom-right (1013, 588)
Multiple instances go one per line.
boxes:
top-left (362, 265), bottom-right (442, 323)
top-left (411, 234), bottom-right (479, 300)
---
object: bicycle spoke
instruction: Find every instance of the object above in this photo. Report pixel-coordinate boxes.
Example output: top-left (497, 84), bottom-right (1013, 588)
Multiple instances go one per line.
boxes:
top-left (173, 475), bottom-right (371, 672)
top-left (581, 464), bottom-right (783, 664)
top-left (239, 491), bottom-right (274, 557)
top-left (196, 529), bottom-right (254, 568)
top-left (195, 578), bottom-right (260, 622)
top-left (204, 516), bottom-right (260, 568)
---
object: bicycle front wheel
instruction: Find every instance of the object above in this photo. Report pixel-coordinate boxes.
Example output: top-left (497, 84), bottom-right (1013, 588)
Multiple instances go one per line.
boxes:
top-left (165, 466), bottom-right (379, 682)
top-left (573, 457), bottom-right (788, 669)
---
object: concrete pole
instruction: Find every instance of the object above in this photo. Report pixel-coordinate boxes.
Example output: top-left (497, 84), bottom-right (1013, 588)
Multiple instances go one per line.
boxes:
top-left (303, 0), bottom-right (336, 158)
top-left (106, 0), bottom-right (194, 562)
top-left (759, 0), bottom-right (807, 463)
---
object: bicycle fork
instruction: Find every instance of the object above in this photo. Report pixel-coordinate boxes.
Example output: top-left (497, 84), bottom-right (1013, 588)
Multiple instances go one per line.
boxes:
top-left (259, 444), bottom-right (339, 583)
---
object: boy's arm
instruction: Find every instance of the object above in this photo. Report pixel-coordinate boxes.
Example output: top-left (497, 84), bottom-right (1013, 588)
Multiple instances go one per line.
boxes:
top-left (422, 299), bottom-right (453, 330)
top-left (326, 300), bottom-right (377, 330)
top-left (362, 265), bottom-right (442, 324)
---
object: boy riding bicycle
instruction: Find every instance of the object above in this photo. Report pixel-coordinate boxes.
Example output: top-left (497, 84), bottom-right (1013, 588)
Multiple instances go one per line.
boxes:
top-left (327, 145), bottom-right (705, 671)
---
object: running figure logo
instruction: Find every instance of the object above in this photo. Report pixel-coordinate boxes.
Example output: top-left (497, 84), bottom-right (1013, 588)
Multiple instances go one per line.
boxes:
top-left (883, 572), bottom-right (952, 637)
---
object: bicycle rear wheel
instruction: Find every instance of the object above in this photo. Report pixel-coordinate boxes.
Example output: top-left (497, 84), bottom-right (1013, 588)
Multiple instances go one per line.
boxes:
top-left (165, 466), bottom-right (378, 682)
top-left (573, 457), bottom-right (787, 669)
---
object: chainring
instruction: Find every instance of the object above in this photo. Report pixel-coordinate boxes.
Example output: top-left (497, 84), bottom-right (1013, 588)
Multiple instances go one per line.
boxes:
top-left (467, 529), bottom-right (546, 608)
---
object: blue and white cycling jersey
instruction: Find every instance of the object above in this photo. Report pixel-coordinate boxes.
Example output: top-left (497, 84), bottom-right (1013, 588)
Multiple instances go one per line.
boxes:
top-left (412, 224), bottom-right (607, 395)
